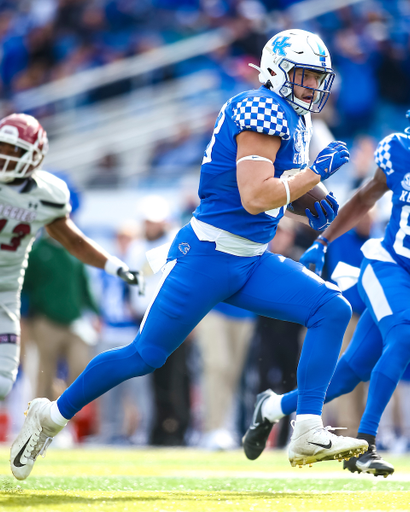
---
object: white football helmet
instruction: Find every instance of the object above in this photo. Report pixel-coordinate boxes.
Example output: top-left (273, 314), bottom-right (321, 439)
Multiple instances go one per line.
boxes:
top-left (251, 29), bottom-right (335, 116)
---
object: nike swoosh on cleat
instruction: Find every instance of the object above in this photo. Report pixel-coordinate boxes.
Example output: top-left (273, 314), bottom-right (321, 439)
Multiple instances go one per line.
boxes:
top-left (308, 441), bottom-right (332, 449)
top-left (13, 438), bottom-right (31, 467)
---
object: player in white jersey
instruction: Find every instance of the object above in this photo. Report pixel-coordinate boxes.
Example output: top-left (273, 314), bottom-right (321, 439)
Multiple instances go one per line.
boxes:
top-left (0, 113), bottom-right (144, 401)
top-left (11, 29), bottom-right (368, 481)
top-left (245, 113), bottom-right (410, 477)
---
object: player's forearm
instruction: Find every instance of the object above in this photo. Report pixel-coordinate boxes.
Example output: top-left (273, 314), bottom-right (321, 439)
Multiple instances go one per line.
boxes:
top-left (319, 172), bottom-right (387, 244)
top-left (64, 235), bottom-right (110, 269)
top-left (239, 165), bottom-right (320, 215)
top-left (46, 216), bottom-right (111, 269)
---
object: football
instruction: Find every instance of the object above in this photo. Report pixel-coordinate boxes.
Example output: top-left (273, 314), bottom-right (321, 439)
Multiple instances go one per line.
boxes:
top-left (288, 182), bottom-right (330, 217)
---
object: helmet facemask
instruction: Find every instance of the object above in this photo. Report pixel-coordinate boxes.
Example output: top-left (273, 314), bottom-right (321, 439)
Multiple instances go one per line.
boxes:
top-left (275, 60), bottom-right (335, 115)
top-left (0, 127), bottom-right (45, 183)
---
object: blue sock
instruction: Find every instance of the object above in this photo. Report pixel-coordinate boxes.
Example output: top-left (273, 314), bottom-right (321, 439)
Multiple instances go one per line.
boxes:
top-left (281, 354), bottom-right (361, 415)
top-left (57, 340), bottom-right (154, 419)
top-left (296, 294), bottom-right (351, 415)
top-left (281, 389), bottom-right (297, 416)
top-left (359, 371), bottom-right (396, 436)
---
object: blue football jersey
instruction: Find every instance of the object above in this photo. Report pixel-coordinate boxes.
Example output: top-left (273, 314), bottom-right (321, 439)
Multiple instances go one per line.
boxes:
top-left (193, 86), bottom-right (312, 244)
top-left (375, 133), bottom-right (410, 272)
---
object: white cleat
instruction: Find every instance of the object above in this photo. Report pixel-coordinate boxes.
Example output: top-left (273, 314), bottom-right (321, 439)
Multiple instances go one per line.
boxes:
top-left (10, 398), bottom-right (64, 480)
top-left (288, 418), bottom-right (368, 468)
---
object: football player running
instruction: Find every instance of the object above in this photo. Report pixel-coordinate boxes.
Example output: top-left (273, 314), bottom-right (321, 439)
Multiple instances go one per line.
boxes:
top-left (11, 29), bottom-right (367, 481)
top-left (242, 114), bottom-right (410, 478)
top-left (0, 113), bottom-right (144, 404)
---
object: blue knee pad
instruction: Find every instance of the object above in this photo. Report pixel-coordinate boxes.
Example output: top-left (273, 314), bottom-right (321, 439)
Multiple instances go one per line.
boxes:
top-left (308, 292), bottom-right (352, 331)
top-left (137, 344), bottom-right (169, 369)
top-left (132, 328), bottom-right (173, 369)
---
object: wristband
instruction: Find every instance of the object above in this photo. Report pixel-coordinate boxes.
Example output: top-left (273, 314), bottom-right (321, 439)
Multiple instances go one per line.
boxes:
top-left (281, 179), bottom-right (291, 205)
top-left (105, 256), bottom-right (128, 276)
top-left (317, 235), bottom-right (329, 246)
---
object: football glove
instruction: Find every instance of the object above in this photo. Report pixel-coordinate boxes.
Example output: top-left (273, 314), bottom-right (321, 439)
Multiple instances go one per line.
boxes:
top-left (311, 141), bottom-right (349, 181)
top-left (117, 267), bottom-right (146, 296)
top-left (299, 241), bottom-right (327, 276)
top-left (305, 193), bottom-right (339, 231)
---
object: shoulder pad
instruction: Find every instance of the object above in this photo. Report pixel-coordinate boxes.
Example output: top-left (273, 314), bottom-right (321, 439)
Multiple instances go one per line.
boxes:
top-left (374, 133), bottom-right (407, 173)
top-left (231, 95), bottom-right (290, 140)
top-left (31, 170), bottom-right (71, 206)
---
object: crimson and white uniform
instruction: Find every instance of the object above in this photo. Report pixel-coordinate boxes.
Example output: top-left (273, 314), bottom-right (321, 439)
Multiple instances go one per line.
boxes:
top-left (0, 114), bottom-right (70, 398)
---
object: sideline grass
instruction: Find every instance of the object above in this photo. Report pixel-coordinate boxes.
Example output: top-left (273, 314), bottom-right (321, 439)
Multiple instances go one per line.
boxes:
top-left (1, 446), bottom-right (410, 511)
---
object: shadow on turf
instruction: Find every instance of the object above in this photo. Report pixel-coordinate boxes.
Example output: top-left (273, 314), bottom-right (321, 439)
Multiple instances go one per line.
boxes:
top-left (0, 489), bottom-right (345, 507)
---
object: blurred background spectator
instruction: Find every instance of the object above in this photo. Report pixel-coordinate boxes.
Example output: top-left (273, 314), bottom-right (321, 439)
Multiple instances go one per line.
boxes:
top-left (0, 0), bottom-right (408, 189)
top-left (93, 219), bottom-right (154, 446)
top-left (86, 152), bottom-right (122, 189)
top-left (22, 230), bottom-right (99, 401)
top-left (127, 195), bottom-right (191, 446)
top-left (196, 302), bottom-right (255, 450)
top-left (21, 228), bottom-right (100, 444)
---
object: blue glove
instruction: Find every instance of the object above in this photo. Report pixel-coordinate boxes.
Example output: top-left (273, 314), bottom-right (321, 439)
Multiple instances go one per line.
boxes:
top-left (311, 141), bottom-right (350, 180)
top-left (300, 241), bottom-right (327, 276)
top-left (305, 193), bottom-right (339, 231)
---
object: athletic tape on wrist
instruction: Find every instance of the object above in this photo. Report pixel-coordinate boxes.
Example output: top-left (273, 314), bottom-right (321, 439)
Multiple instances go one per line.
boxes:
top-left (281, 179), bottom-right (290, 205)
top-left (104, 256), bottom-right (128, 276)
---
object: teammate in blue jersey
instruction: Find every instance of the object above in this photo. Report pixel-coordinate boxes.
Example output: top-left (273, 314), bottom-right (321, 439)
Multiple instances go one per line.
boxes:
top-left (243, 113), bottom-right (410, 477)
top-left (10, 29), bottom-right (368, 481)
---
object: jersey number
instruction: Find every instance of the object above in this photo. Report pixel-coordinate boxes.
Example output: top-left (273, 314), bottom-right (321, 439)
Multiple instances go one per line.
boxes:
top-left (393, 205), bottom-right (410, 258)
top-left (202, 103), bottom-right (227, 165)
top-left (0, 219), bottom-right (31, 252)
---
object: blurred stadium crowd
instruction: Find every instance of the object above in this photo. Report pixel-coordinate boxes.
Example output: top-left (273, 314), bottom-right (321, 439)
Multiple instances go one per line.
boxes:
top-left (1, 0), bottom-right (410, 455)
top-left (0, 1), bottom-right (410, 138)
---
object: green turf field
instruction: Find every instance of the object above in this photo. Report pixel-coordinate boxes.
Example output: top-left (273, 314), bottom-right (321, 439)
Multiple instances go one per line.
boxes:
top-left (1, 446), bottom-right (410, 511)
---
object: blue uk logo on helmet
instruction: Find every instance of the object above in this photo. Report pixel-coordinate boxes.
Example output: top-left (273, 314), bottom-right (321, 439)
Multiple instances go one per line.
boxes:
top-left (316, 40), bottom-right (327, 64)
top-left (271, 36), bottom-right (291, 56)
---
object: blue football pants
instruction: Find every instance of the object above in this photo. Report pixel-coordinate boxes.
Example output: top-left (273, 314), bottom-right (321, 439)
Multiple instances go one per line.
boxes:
top-left (282, 257), bottom-right (410, 437)
top-left (57, 224), bottom-right (351, 420)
